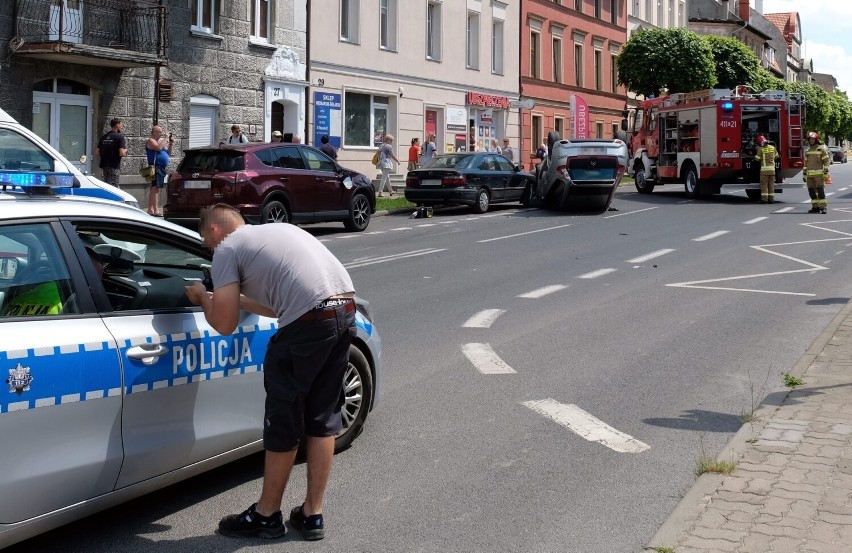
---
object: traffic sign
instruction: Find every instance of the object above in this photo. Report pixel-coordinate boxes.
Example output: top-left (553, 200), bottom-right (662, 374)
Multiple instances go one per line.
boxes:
top-left (509, 99), bottom-right (535, 109)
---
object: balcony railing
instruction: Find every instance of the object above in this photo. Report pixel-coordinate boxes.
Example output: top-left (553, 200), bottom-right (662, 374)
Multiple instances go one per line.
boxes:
top-left (12, 0), bottom-right (169, 66)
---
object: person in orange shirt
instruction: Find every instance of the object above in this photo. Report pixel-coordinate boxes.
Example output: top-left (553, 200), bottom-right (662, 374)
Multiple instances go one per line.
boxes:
top-left (408, 137), bottom-right (421, 171)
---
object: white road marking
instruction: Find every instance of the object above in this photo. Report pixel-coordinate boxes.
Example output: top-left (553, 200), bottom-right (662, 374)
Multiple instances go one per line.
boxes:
top-left (417, 223), bottom-right (437, 227)
top-left (523, 399), bottom-right (650, 453)
top-left (364, 230), bottom-right (386, 235)
top-left (801, 199), bottom-right (812, 204)
top-left (437, 220), bottom-right (456, 224)
top-left (344, 248), bottom-right (446, 269)
top-left (390, 227), bottom-right (413, 231)
top-left (693, 230), bottom-right (730, 241)
top-left (773, 207), bottom-right (794, 213)
top-left (603, 206), bottom-right (658, 218)
top-left (480, 213), bottom-right (502, 218)
top-left (826, 192), bottom-right (836, 196)
top-left (577, 268), bottom-right (617, 279)
top-left (627, 249), bottom-right (675, 263)
top-left (462, 309), bottom-right (507, 328)
top-left (462, 343), bottom-right (517, 374)
top-left (478, 224), bottom-right (572, 243)
top-left (743, 217), bottom-right (768, 225)
top-left (839, 187), bottom-right (848, 191)
top-left (339, 235), bottom-right (358, 239)
top-left (517, 284), bottom-right (568, 298)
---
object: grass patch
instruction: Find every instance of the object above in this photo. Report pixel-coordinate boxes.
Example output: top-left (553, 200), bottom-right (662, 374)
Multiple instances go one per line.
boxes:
top-left (783, 373), bottom-right (804, 388)
top-left (650, 547), bottom-right (675, 553)
top-left (695, 454), bottom-right (736, 476)
top-left (739, 412), bottom-right (761, 425)
top-left (376, 196), bottom-right (416, 211)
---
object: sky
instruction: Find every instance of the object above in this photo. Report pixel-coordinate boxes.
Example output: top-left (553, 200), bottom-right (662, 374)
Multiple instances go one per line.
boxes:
top-left (759, 0), bottom-right (852, 93)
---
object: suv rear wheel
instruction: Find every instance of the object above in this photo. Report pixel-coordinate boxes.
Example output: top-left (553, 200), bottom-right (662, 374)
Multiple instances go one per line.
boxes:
top-left (344, 193), bottom-right (371, 232)
top-left (262, 200), bottom-right (290, 224)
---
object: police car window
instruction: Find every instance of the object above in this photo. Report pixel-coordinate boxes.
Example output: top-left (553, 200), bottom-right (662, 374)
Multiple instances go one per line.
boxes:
top-left (0, 129), bottom-right (55, 172)
top-left (74, 224), bottom-right (209, 312)
top-left (0, 224), bottom-right (78, 318)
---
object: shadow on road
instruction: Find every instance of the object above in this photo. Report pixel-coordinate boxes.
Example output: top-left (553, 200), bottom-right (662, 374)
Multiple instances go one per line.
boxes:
top-left (643, 409), bottom-right (742, 433)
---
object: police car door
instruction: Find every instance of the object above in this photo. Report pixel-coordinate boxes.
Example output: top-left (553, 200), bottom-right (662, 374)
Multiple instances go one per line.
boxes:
top-left (64, 219), bottom-right (274, 487)
top-left (0, 221), bottom-right (123, 524)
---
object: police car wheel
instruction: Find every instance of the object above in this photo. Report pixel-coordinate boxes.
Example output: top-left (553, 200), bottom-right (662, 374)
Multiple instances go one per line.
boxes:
top-left (335, 345), bottom-right (372, 451)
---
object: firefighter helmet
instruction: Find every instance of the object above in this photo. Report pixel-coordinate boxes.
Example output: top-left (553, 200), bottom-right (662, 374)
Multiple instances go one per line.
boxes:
top-left (756, 135), bottom-right (767, 146)
top-left (808, 131), bottom-right (820, 142)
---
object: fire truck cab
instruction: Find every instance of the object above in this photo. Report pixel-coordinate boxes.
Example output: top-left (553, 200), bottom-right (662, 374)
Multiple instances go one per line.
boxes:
top-left (627, 87), bottom-right (805, 199)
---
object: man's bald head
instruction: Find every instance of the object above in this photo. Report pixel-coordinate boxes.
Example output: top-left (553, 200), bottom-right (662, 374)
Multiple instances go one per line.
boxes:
top-left (198, 204), bottom-right (245, 248)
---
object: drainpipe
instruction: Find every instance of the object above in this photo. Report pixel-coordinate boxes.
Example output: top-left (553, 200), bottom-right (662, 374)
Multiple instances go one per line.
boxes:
top-left (304, 0), bottom-right (311, 144)
top-left (152, 0), bottom-right (164, 124)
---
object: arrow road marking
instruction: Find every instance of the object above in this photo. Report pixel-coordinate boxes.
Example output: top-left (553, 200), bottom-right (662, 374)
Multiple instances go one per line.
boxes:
top-left (523, 399), bottom-right (650, 453)
top-left (517, 284), bottom-right (568, 298)
top-left (462, 309), bottom-right (507, 328)
top-left (462, 343), bottom-right (516, 374)
top-left (344, 248), bottom-right (446, 269)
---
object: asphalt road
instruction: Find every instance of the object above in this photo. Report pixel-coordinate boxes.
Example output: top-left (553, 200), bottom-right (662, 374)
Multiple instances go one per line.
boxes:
top-left (10, 162), bottom-right (852, 552)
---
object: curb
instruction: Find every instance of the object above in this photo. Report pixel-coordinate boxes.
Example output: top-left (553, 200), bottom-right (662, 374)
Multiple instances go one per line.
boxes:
top-left (374, 207), bottom-right (414, 217)
top-left (644, 297), bottom-right (852, 551)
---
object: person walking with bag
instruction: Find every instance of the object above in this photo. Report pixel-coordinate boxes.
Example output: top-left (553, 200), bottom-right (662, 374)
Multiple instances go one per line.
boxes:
top-left (185, 204), bottom-right (356, 542)
top-left (145, 125), bottom-right (173, 216)
top-left (376, 134), bottom-right (399, 197)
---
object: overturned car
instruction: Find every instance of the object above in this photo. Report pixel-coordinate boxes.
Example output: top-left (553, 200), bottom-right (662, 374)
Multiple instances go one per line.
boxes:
top-left (532, 132), bottom-right (628, 212)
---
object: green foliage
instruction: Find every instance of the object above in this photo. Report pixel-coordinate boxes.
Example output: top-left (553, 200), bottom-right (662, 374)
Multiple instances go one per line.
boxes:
top-left (783, 373), bottom-right (804, 388)
top-left (617, 28), bottom-right (716, 97)
top-left (786, 81), bottom-right (830, 136)
top-left (823, 90), bottom-right (852, 143)
top-left (704, 35), bottom-right (761, 91)
top-left (748, 68), bottom-right (785, 95)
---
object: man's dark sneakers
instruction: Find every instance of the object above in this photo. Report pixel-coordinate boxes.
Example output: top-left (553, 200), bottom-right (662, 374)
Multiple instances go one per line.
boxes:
top-left (290, 504), bottom-right (325, 541)
top-left (821, 207), bottom-right (828, 214)
top-left (218, 503), bottom-right (287, 539)
top-left (808, 206), bottom-right (821, 213)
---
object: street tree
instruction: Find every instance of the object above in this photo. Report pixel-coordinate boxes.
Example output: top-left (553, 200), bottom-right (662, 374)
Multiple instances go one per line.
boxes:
top-left (617, 28), bottom-right (716, 97)
top-left (748, 68), bottom-right (786, 94)
top-left (787, 81), bottom-right (830, 135)
top-left (823, 90), bottom-right (852, 144)
top-left (703, 35), bottom-right (761, 91)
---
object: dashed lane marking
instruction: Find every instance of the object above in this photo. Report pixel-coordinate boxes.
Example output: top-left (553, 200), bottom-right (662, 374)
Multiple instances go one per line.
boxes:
top-left (693, 230), bottom-right (730, 241)
top-left (478, 224), bottom-right (572, 243)
top-left (462, 309), bottom-right (507, 328)
top-left (517, 284), bottom-right (568, 298)
top-left (743, 217), bottom-right (768, 225)
top-left (603, 206), bottom-right (658, 218)
top-left (344, 248), bottom-right (446, 269)
top-left (462, 343), bottom-right (517, 374)
top-left (577, 268), bottom-right (617, 279)
top-left (773, 207), bottom-right (794, 213)
top-left (627, 249), bottom-right (675, 264)
top-left (523, 399), bottom-right (650, 453)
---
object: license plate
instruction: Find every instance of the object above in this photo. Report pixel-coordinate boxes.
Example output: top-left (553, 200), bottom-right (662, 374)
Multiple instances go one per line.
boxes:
top-left (184, 180), bottom-right (211, 189)
top-left (421, 179), bottom-right (442, 186)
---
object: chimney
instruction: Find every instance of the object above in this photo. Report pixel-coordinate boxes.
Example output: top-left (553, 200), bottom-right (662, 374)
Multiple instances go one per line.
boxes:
top-left (739, 0), bottom-right (750, 22)
top-left (755, 0), bottom-right (763, 14)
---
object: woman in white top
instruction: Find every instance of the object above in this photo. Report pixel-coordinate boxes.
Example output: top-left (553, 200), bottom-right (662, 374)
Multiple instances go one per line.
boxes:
top-left (488, 138), bottom-right (502, 155)
top-left (376, 134), bottom-right (400, 197)
top-left (421, 133), bottom-right (437, 165)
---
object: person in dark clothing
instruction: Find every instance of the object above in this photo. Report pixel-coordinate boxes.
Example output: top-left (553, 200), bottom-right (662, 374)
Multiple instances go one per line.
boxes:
top-left (318, 135), bottom-right (337, 160)
top-left (97, 118), bottom-right (127, 186)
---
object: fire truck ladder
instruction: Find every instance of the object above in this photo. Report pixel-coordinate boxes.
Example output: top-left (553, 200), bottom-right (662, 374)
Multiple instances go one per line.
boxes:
top-left (787, 93), bottom-right (804, 157)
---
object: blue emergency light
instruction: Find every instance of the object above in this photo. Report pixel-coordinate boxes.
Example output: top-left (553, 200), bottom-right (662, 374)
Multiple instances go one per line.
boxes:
top-left (721, 101), bottom-right (734, 111)
top-left (0, 170), bottom-right (76, 189)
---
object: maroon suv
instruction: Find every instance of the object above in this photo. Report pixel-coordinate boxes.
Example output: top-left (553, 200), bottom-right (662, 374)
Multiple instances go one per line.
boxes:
top-left (164, 143), bottom-right (376, 231)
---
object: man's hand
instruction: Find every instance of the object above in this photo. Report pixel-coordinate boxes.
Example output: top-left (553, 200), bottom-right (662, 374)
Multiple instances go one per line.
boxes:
top-left (184, 281), bottom-right (209, 306)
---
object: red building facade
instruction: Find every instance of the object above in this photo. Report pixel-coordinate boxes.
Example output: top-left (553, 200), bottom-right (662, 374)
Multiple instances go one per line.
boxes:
top-left (520, 0), bottom-right (628, 166)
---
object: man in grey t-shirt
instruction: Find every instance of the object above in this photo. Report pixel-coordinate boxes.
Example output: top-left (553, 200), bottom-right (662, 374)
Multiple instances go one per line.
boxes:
top-left (185, 204), bottom-right (355, 541)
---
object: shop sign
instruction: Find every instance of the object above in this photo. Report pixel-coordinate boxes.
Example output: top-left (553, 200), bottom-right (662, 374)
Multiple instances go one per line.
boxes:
top-left (446, 107), bottom-right (467, 132)
top-left (467, 91), bottom-right (510, 109)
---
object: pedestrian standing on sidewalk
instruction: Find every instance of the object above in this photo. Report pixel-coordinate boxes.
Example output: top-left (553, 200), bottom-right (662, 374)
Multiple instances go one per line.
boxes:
top-left (96, 118), bottom-right (127, 187)
top-left (185, 204), bottom-right (356, 542)
top-left (421, 133), bottom-right (437, 165)
top-left (226, 125), bottom-right (250, 144)
top-left (804, 131), bottom-right (830, 214)
top-left (754, 135), bottom-right (779, 204)
top-left (144, 125), bottom-right (173, 216)
top-left (319, 135), bottom-right (337, 160)
top-left (376, 134), bottom-right (399, 197)
top-left (408, 137), bottom-right (421, 171)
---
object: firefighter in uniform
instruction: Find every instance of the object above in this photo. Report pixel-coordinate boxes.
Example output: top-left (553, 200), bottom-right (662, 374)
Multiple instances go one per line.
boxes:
top-left (754, 135), bottom-right (778, 204)
top-left (804, 131), bottom-right (830, 214)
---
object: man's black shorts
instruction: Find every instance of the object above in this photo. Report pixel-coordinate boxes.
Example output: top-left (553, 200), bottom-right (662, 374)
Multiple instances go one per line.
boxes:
top-left (262, 302), bottom-right (356, 452)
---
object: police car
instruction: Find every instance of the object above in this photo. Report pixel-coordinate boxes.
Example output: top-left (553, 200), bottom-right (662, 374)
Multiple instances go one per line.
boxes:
top-left (0, 174), bottom-right (382, 548)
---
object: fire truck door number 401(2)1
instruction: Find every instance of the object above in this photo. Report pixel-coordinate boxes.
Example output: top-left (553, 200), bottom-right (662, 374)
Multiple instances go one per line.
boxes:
top-left (720, 121), bottom-right (737, 128)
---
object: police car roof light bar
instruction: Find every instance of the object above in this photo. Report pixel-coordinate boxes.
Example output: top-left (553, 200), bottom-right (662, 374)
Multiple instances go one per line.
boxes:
top-left (0, 170), bottom-right (76, 194)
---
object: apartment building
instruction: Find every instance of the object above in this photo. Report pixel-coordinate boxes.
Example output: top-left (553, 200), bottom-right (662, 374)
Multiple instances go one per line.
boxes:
top-left (0, 0), bottom-right (307, 197)
top-left (309, 0), bottom-right (521, 176)
top-left (519, 0), bottom-right (628, 165)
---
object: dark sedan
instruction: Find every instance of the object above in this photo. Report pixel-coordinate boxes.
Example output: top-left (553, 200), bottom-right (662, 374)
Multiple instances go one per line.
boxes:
top-left (404, 152), bottom-right (535, 213)
top-left (829, 146), bottom-right (847, 164)
top-left (165, 143), bottom-right (375, 231)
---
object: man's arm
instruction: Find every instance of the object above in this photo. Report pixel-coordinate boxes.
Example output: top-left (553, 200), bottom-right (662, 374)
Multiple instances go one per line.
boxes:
top-left (240, 294), bottom-right (277, 318)
top-left (185, 281), bottom-right (241, 335)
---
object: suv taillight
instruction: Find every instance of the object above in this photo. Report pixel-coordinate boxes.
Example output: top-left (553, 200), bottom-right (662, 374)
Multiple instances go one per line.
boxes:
top-left (442, 175), bottom-right (466, 187)
top-left (235, 171), bottom-right (259, 185)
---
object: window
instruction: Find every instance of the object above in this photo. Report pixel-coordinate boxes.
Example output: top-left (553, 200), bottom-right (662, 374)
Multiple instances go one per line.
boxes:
top-left (610, 53), bottom-right (618, 92)
top-left (426, 1), bottom-right (442, 60)
top-left (0, 129), bottom-right (55, 171)
top-left (645, 0), bottom-right (653, 22)
top-left (491, 19), bottom-right (504, 74)
top-left (574, 0), bottom-right (582, 12)
top-left (258, 146), bottom-right (305, 169)
top-left (344, 92), bottom-right (391, 147)
top-left (341, 0), bottom-right (360, 43)
top-left (466, 11), bottom-right (480, 70)
top-left (668, 0), bottom-right (674, 27)
top-left (555, 117), bottom-right (564, 138)
top-left (553, 37), bottom-right (562, 82)
top-left (302, 148), bottom-right (337, 172)
top-left (596, 121), bottom-right (604, 139)
top-left (189, 95), bottom-right (218, 148)
top-left (612, 122), bottom-right (619, 138)
top-left (380, 0), bottom-right (398, 50)
top-left (531, 115), bottom-right (543, 155)
top-left (250, 0), bottom-right (270, 41)
top-left (530, 30), bottom-right (540, 79)
top-left (657, 0), bottom-right (664, 26)
top-left (191, 0), bottom-right (216, 33)
top-left (611, 0), bottom-right (618, 24)
top-left (574, 43), bottom-right (583, 87)
top-left (680, 1), bottom-right (685, 26)
top-left (594, 0), bottom-right (602, 18)
top-left (0, 224), bottom-right (77, 318)
top-left (594, 49), bottom-right (602, 90)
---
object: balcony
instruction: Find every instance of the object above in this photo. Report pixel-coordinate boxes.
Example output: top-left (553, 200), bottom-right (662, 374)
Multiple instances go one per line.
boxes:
top-left (10, 0), bottom-right (169, 68)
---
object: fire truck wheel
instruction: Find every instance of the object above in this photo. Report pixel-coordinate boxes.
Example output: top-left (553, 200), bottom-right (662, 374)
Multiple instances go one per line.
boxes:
top-left (683, 164), bottom-right (700, 199)
top-left (634, 167), bottom-right (654, 194)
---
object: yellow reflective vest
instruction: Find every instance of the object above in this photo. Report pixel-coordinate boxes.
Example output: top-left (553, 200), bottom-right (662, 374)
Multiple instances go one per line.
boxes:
top-left (754, 145), bottom-right (779, 174)
top-left (805, 144), bottom-right (830, 177)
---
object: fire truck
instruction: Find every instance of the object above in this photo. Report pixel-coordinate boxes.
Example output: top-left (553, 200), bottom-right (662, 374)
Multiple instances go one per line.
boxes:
top-left (626, 86), bottom-right (805, 199)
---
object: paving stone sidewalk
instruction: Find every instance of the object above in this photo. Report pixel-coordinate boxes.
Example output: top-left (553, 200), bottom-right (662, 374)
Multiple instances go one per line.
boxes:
top-left (646, 300), bottom-right (852, 553)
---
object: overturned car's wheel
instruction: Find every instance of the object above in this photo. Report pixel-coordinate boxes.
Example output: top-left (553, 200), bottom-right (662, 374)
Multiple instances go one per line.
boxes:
top-left (335, 345), bottom-right (373, 452)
